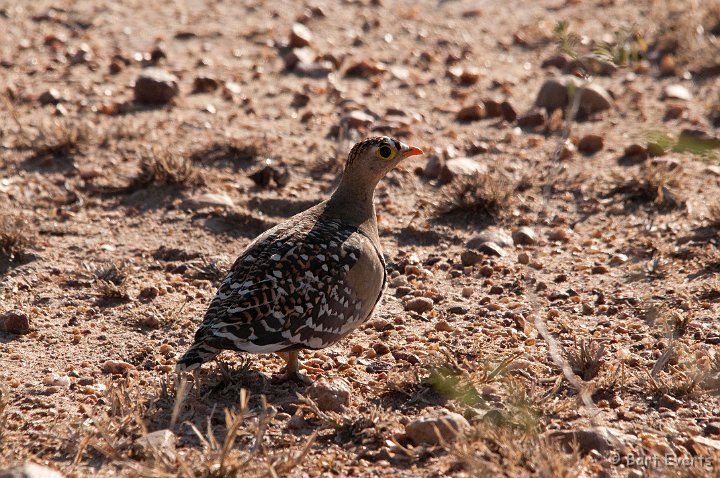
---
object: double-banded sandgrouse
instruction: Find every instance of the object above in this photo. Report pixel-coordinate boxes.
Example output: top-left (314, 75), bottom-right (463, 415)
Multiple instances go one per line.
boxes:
top-left (176, 136), bottom-right (423, 378)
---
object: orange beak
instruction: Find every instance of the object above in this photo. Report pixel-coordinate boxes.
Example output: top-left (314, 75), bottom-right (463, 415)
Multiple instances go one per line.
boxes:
top-left (401, 145), bottom-right (424, 158)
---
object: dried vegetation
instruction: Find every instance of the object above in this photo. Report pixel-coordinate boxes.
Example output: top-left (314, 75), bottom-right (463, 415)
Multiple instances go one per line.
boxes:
top-left (128, 148), bottom-right (202, 190)
top-left (434, 173), bottom-right (513, 223)
top-left (0, 214), bottom-right (35, 262)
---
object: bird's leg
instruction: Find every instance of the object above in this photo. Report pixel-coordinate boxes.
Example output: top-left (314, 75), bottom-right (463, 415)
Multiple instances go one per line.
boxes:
top-left (275, 351), bottom-right (320, 384)
top-left (282, 351), bottom-right (300, 375)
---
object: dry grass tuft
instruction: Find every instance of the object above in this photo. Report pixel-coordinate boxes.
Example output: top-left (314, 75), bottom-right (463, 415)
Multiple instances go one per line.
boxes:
top-left (0, 214), bottom-right (36, 262)
top-left (29, 120), bottom-right (87, 161)
top-left (452, 421), bottom-right (586, 477)
top-left (0, 384), bottom-right (9, 444)
top-left (69, 377), bottom-right (315, 477)
top-left (434, 173), bottom-right (513, 223)
top-left (565, 338), bottom-right (605, 381)
top-left (190, 139), bottom-right (264, 167)
top-left (88, 263), bottom-right (130, 302)
top-left (645, 303), bottom-right (693, 338)
top-left (648, 0), bottom-right (720, 69)
top-left (129, 147), bottom-right (202, 190)
top-left (608, 161), bottom-right (685, 211)
top-left (645, 368), bottom-right (704, 399)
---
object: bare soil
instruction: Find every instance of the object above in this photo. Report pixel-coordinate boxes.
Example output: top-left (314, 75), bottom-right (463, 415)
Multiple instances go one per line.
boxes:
top-left (1, 0), bottom-right (720, 477)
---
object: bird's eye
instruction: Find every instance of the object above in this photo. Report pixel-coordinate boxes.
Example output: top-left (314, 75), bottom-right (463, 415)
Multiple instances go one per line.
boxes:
top-left (376, 145), bottom-right (396, 160)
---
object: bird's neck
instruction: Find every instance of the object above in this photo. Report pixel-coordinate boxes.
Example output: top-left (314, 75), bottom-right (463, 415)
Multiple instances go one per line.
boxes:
top-left (325, 170), bottom-right (379, 232)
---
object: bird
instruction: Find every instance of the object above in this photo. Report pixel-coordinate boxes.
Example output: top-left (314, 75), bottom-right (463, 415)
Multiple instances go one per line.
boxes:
top-left (176, 136), bottom-right (423, 379)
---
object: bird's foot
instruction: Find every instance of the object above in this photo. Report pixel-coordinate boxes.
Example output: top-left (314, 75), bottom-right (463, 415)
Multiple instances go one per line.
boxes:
top-left (272, 369), bottom-right (313, 386)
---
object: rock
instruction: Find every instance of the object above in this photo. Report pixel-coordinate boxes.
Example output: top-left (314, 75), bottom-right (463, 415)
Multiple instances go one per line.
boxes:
top-left (438, 157), bottom-right (488, 184)
top-left (622, 144), bottom-right (648, 163)
top-left (248, 163), bottom-right (289, 188)
top-left (658, 394), bottom-right (682, 411)
top-left (435, 320), bottom-right (456, 332)
top-left (518, 252), bottom-right (530, 264)
top-left (578, 134), bottom-right (604, 154)
top-left (500, 101), bottom-right (517, 122)
top-left (706, 165), bottom-right (720, 177)
top-left (663, 84), bottom-right (691, 101)
top-left (0, 310), bottom-right (30, 335)
top-left (476, 242), bottom-right (506, 257)
top-left (287, 414), bottom-right (308, 430)
top-left (390, 66), bottom-right (410, 81)
top-left (423, 155), bottom-right (444, 179)
top-left (38, 89), bottom-right (61, 105)
top-left (0, 463), bottom-right (63, 478)
top-left (609, 254), bottom-right (628, 266)
top-left (558, 140), bottom-right (576, 159)
top-left (447, 66), bottom-right (480, 85)
top-left (291, 93), bottom-right (310, 108)
top-left (541, 54), bottom-right (569, 70)
top-left (294, 60), bottom-right (333, 78)
top-left (306, 377), bottom-right (352, 412)
top-left (517, 109), bottom-right (545, 128)
top-left (548, 227), bottom-right (572, 242)
top-left (372, 342), bottom-right (390, 356)
top-left (535, 77), bottom-right (612, 117)
top-left (289, 23), bottom-right (312, 48)
top-left (460, 249), bottom-right (482, 266)
top-left (535, 77), bottom-right (573, 112)
top-left (134, 68), bottom-right (179, 104)
top-left (405, 297), bottom-right (434, 314)
top-left (686, 436), bottom-right (720, 455)
top-left (448, 302), bottom-right (470, 315)
top-left (457, 104), bottom-right (485, 121)
top-left (664, 103), bottom-right (685, 120)
top-left (342, 110), bottom-right (375, 129)
top-left (405, 411), bottom-right (469, 445)
top-left (512, 226), bottom-right (537, 245)
top-left (137, 429), bottom-right (177, 460)
top-left (467, 228), bottom-right (513, 249)
top-left (677, 129), bottom-right (720, 150)
top-left (704, 422), bottom-right (720, 436)
top-left (482, 99), bottom-right (502, 118)
top-left (547, 426), bottom-right (630, 455)
top-left (183, 193), bottom-right (234, 210)
top-left (564, 56), bottom-right (617, 76)
top-left (392, 350), bottom-right (420, 365)
top-left (658, 54), bottom-right (676, 75)
top-left (345, 60), bottom-right (386, 78)
top-left (283, 47), bottom-right (316, 70)
top-left (576, 83), bottom-right (613, 116)
top-left (102, 360), bottom-right (136, 374)
top-left (192, 76), bottom-right (219, 93)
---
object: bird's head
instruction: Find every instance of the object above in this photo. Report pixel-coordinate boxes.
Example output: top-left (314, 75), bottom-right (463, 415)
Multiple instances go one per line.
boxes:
top-left (344, 136), bottom-right (423, 179)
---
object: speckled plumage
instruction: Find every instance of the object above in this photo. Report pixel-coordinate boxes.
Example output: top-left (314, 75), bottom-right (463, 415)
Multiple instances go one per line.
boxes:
top-left (177, 137), bottom-right (422, 373)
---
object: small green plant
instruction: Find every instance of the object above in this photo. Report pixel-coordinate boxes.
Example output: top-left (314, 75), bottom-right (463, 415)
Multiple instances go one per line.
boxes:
top-left (644, 130), bottom-right (720, 161)
top-left (554, 21), bottom-right (581, 58)
top-left (594, 26), bottom-right (646, 66)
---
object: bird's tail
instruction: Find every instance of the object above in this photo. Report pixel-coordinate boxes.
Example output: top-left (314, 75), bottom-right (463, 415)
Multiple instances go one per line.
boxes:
top-left (175, 343), bottom-right (220, 372)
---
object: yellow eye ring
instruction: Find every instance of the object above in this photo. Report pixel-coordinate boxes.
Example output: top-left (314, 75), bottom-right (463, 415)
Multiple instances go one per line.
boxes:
top-left (375, 145), bottom-right (397, 161)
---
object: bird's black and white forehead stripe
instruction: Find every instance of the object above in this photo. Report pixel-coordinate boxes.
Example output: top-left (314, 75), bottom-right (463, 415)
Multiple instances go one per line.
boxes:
top-left (346, 136), bottom-right (400, 165)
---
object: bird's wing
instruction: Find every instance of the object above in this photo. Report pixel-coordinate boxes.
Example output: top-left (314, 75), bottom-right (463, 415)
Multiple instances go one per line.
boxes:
top-left (193, 218), bottom-right (384, 353)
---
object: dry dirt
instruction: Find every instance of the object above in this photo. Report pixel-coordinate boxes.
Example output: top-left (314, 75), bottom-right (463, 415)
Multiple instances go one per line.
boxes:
top-left (1, 0), bottom-right (720, 477)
